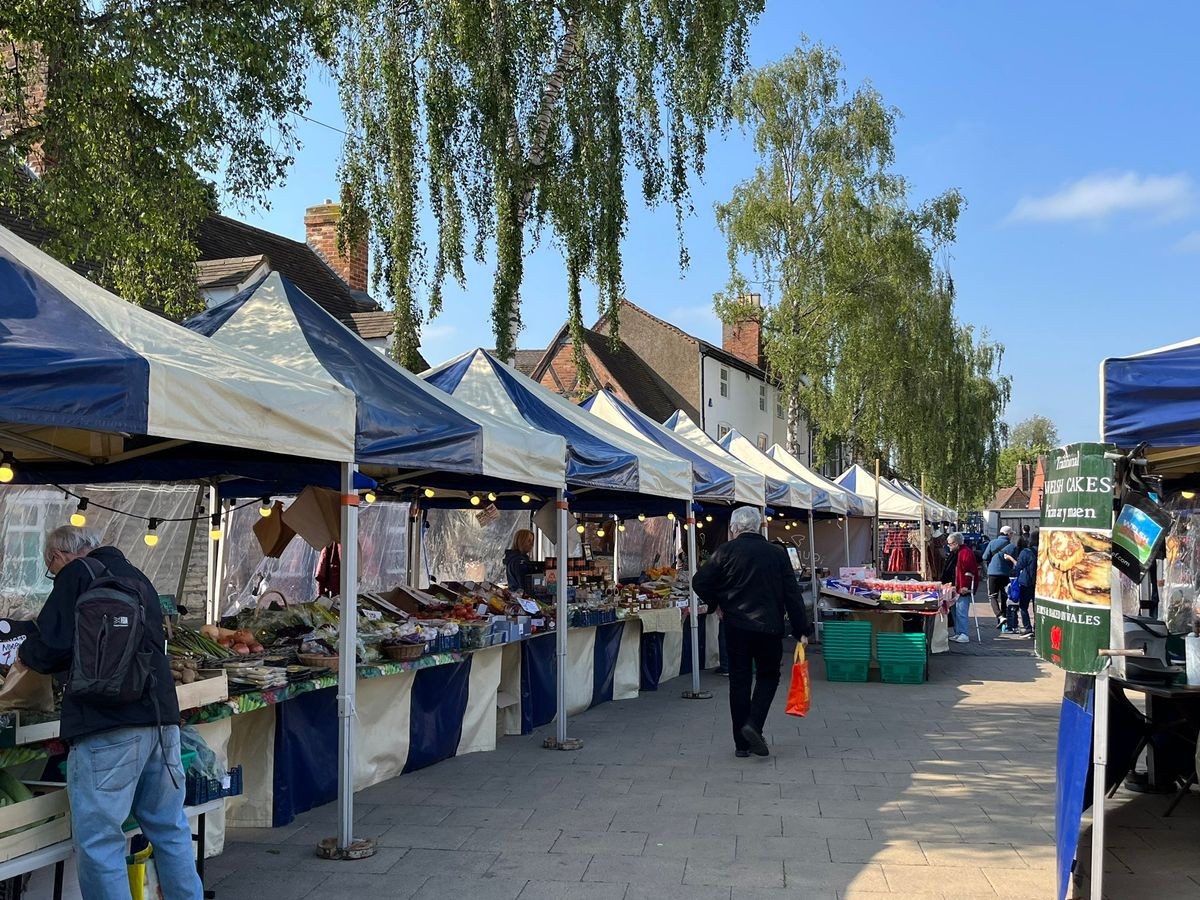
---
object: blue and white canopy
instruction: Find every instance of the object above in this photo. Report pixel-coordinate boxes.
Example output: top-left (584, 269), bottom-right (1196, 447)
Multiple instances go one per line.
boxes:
top-left (581, 389), bottom-right (766, 507)
top-left (1102, 337), bottom-right (1200, 454)
top-left (837, 465), bottom-right (928, 521)
top-left (424, 349), bottom-right (690, 500)
top-left (662, 411), bottom-right (805, 511)
top-left (766, 444), bottom-right (870, 517)
top-left (184, 274), bottom-right (565, 491)
top-left (718, 430), bottom-right (816, 512)
top-left (0, 225), bottom-right (356, 472)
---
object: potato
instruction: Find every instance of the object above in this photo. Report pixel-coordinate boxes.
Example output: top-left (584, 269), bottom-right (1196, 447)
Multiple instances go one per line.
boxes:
top-left (180, 669), bottom-right (198, 684)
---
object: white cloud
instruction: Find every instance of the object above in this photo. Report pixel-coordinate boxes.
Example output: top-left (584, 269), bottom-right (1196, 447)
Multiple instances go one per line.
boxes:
top-left (1007, 172), bottom-right (1194, 224)
top-left (1172, 230), bottom-right (1200, 253)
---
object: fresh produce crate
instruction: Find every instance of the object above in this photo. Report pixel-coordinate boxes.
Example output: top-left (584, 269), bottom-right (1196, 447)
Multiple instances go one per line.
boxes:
top-left (0, 782), bottom-right (70, 863)
top-left (824, 658), bottom-right (870, 682)
top-left (426, 633), bottom-right (461, 654)
top-left (175, 670), bottom-right (230, 711)
top-left (185, 765), bottom-right (244, 806)
top-left (459, 622), bottom-right (492, 650)
top-left (879, 659), bottom-right (926, 684)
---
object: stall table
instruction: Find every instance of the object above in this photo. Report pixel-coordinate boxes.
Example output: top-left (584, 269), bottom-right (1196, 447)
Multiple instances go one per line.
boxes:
top-left (1109, 677), bottom-right (1200, 794)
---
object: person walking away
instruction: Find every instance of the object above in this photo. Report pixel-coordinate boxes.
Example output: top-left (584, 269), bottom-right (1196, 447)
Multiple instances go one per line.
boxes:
top-left (947, 532), bottom-right (979, 643)
top-left (982, 526), bottom-right (1017, 628)
top-left (16, 526), bottom-right (202, 900)
top-left (693, 506), bottom-right (812, 758)
top-left (1007, 535), bottom-right (1037, 637)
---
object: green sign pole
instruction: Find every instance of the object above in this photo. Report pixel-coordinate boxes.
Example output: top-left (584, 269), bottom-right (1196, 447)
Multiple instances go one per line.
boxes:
top-left (1034, 443), bottom-right (1116, 674)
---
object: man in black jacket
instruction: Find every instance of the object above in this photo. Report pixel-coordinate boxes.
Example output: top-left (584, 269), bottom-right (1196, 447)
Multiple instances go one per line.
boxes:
top-left (16, 526), bottom-right (201, 900)
top-left (693, 507), bottom-right (812, 758)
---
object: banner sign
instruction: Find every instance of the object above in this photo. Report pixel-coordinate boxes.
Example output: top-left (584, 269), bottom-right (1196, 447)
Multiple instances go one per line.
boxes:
top-left (1054, 675), bottom-right (1094, 900)
top-left (1035, 443), bottom-right (1115, 673)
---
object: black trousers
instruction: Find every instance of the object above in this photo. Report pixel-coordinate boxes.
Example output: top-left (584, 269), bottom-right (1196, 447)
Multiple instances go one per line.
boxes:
top-left (725, 623), bottom-right (783, 751)
top-left (987, 575), bottom-right (1008, 619)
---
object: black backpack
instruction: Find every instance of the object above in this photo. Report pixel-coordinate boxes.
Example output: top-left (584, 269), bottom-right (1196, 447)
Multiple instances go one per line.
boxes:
top-left (67, 558), bottom-right (154, 704)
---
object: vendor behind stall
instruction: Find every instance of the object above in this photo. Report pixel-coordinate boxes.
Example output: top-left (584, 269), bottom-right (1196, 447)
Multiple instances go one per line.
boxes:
top-left (505, 529), bottom-right (536, 592)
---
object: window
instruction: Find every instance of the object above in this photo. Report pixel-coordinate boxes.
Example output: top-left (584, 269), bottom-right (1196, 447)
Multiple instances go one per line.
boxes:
top-left (776, 396), bottom-right (785, 419)
top-left (719, 366), bottom-right (729, 398)
top-left (757, 432), bottom-right (769, 451)
top-left (759, 384), bottom-right (767, 411)
top-left (717, 422), bottom-right (732, 441)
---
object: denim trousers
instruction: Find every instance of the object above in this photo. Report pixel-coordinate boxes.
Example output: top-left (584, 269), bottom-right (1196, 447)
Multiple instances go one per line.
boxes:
top-left (68, 724), bottom-right (203, 900)
top-left (954, 592), bottom-right (973, 637)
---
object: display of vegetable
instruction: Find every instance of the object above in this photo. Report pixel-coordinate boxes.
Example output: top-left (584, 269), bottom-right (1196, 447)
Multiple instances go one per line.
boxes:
top-left (196, 625), bottom-right (263, 656)
top-left (169, 657), bottom-right (201, 685)
top-left (0, 768), bottom-right (54, 840)
top-left (168, 626), bottom-right (235, 660)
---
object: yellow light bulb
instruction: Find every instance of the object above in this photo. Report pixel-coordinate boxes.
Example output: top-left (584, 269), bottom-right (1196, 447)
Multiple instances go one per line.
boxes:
top-left (487, 492), bottom-right (497, 502)
top-left (0, 464), bottom-right (12, 484)
top-left (1183, 491), bottom-right (1196, 500)
top-left (143, 532), bottom-right (159, 547)
top-left (209, 528), bottom-right (223, 541)
top-left (683, 523), bottom-right (689, 531)
top-left (667, 512), bottom-right (675, 521)
top-left (597, 528), bottom-right (605, 537)
top-left (364, 491), bottom-right (377, 504)
top-left (424, 488), bottom-right (435, 498)
top-left (70, 512), bottom-right (87, 527)
top-left (696, 521), bottom-right (704, 530)
top-left (618, 524), bottom-right (626, 532)
top-left (767, 516), bottom-right (773, 522)
top-left (521, 494), bottom-right (531, 504)
top-left (705, 515), bottom-right (713, 522)
top-left (576, 523), bottom-right (585, 533)
top-left (258, 503), bottom-right (272, 518)
top-left (470, 495), bottom-right (481, 506)
top-left (637, 513), bottom-right (645, 522)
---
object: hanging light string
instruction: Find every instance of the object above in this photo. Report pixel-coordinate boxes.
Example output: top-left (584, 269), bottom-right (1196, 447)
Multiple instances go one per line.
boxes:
top-left (51, 484), bottom-right (273, 525)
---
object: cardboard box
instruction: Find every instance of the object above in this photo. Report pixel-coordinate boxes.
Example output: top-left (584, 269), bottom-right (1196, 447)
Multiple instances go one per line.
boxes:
top-left (0, 783), bottom-right (71, 863)
top-left (175, 670), bottom-right (229, 711)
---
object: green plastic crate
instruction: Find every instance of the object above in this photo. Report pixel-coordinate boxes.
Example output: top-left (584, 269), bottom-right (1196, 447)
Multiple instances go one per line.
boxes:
top-left (825, 657), bottom-right (870, 682)
top-left (879, 659), bottom-right (925, 684)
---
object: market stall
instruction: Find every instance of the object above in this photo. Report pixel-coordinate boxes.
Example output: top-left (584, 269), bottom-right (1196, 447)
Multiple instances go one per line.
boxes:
top-left (184, 275), bottom-right (570, 840)
top-left (424, 349), bottom-right (694, 744)
top-left (0, 224), bottom-right (358, 878)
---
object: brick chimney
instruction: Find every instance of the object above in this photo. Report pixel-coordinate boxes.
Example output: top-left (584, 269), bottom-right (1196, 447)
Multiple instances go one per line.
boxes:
top-left (1, 42), bottom-right (50, 175)
top-left (1015, 461), bottom-right (1031, 492)
top-left (722, 293), bottom-right (764, 367)
top-left (305, 199), bottom-right (368, 293)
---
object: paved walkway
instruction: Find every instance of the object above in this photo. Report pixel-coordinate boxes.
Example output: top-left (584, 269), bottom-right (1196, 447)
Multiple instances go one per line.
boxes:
top-left (206, 617), bottom-right (1066, 900)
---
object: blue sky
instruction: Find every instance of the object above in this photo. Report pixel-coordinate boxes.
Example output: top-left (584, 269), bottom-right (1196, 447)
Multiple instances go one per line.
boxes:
top-left (237, 1), bottom-right (1200, 445)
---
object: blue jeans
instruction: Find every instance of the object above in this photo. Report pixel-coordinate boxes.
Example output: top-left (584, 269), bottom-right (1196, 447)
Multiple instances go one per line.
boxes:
top-left (955, 592), bottom-right (973, 637)
top-left (68, 725), bottom-right (202, 900)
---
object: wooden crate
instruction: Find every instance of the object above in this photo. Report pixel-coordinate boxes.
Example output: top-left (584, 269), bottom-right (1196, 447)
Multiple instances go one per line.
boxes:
top-left (0, 783), bottom-right (71, 863)
top-left (175, 670), bottom-right (229, 711)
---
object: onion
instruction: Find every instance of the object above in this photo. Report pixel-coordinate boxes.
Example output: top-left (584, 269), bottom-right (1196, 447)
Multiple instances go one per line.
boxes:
top-left (233, 643), bottom-right (251, 655)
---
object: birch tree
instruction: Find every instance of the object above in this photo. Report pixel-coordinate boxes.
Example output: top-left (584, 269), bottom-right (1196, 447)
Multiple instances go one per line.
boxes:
top-left (334, 0), bottom-right (764, 369)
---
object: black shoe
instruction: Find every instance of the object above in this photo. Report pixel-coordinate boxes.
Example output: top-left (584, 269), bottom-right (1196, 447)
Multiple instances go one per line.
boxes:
top-left (715, 668), bottom-right (729, 676)
top-left (735, 749), bottom-right (750, 758)
top-left (740, 724), bottom-right (769, 757)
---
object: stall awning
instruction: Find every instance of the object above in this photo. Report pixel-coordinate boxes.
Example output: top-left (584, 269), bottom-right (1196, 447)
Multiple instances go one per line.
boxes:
top-left (581, 389), bottom-right (766, 507)
top-left (888, 478), bottom-right (954, 522)
top-left (1101, 337), bottom-right (1200, 452)
top-left (717, 430), bottom-right (815, 512)
top-left (184, 274), bottom-right (565, 489)
top-left (837, 465), bottom-right (927, 521)
top-left (767, 444), bottom-right (871, 517)
top-left (423, 349), bottom-right (690, 500)
top-left (0, 225), bottom-right (356, 469)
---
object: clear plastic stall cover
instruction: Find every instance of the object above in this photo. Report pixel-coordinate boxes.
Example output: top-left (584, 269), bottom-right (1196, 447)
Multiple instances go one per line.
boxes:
top-left (0, 483), bottom-right (204, 619)
top-left (1163, 503), bottom-right (1200, 634)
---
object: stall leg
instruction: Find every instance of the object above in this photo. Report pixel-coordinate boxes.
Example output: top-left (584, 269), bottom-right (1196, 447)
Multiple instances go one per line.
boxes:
top-left (682, 507), bottom-right (711, 701)
top-left (842, 518), bottom-right (850, 569)
top-left (318, 463), bottom-right (376, 860)
top-left (1091, 660), bottom-right (1110, 900)
top-left (807, 514), bottom-right (820, 610)
top-left (545, 490), bottom-right (582, 750)
top-left (52, 861), bottom-right (63, 900)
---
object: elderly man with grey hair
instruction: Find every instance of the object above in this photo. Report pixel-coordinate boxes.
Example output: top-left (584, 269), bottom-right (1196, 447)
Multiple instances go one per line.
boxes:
top-left (16, 526), bottom-right (201, 900)
top-left (945, 531), bottom-right (979, 643)
top-left (693, 506), bottom-right (811, 758)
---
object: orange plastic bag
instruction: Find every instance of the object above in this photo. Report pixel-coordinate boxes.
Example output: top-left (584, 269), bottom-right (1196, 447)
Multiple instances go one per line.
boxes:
top-left (785, 643), bottom-right (811, 717)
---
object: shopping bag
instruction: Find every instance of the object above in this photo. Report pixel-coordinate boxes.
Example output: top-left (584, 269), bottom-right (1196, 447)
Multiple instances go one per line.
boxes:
top-left (0, 664), bottom-right (56, 712)
top-left (785, 644), bottom-right (811, 717)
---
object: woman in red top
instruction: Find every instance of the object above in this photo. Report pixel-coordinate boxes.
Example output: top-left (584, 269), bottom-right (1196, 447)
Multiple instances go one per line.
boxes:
top-left (947, 532), bottom-right (978, 643)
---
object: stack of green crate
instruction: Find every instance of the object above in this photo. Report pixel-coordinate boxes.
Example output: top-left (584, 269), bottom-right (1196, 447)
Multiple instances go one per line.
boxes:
top-left (876, 632), bottom-right (926, 683)
top-left (820, 620), bottom-right (872, 682)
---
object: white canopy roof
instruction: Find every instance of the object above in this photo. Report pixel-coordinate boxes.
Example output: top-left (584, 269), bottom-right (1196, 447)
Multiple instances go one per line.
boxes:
top-left (836, 465), bottom-right (926, 521)
top-left (889, 478), bottom-right (954, 522)
top-left (718, 430), bottom-right (813, 511)
top-left (767, 444), bottom-right (875, 517)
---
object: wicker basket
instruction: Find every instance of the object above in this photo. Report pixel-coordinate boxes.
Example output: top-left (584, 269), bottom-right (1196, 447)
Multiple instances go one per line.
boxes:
top-left (383, 643), bottom-right (424, 662)
top-left (297, 653), bottom-right (339, 671)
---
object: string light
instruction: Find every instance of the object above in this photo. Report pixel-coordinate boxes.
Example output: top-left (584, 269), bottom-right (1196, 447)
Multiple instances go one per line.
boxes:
top-left (144, 518), bottom-right (160, 547)
top-left (487, 492), bottom-right (497, 502)
top-left (70, 498), bottom-right (89, 527)
top-left (575, 522), bottom-right (585, 534)
top-left (696, 521), bottom-right (704, 530)
top-left (424, 488), bottom-right (435, 498)
top-left (596, 526), bottom-right (606, 538)
top-left (0, 452), bottom-right (14, 484)
top-left (637, 513), bottom-right (646, 522)
top-left (705, 514), bottom-right (713, 522)
top-left (258, 497), bottom-right (272, 517)
top-left (209, 513), bottom-right (223, 542)
top-left (520, 494), bottom-right (531, 504)
top-left (766, 516), bottom-right (773, 523)
top-left (469, 494), bottom-right (481, 506)
top-left (667, 512), bottom-right (675, 521)
top-left (618, 523), bottom-right (626, 533)
top-left (1183, 491), bottom-right (1196, 500)
top-left (363, 490), bottom-right (376, 504)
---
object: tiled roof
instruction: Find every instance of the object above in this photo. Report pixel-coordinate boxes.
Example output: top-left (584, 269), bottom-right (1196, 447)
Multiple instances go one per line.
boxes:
top-left (196, 215), bottom-right (376, 322)
top-left (486, 349), bottom-right (544, 377)
top-left (580, 329), bottom-right (685, 422)
top-left (990, 486), bottom-right (1031, 510)
top-left (347, 310), bottom-right (394, 340)
top-left (196, 255), bottom-right (268, 290)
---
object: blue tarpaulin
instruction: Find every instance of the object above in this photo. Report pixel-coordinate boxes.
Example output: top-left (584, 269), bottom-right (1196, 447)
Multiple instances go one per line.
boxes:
top-left (1101, 338), bottom-right (1200, 448)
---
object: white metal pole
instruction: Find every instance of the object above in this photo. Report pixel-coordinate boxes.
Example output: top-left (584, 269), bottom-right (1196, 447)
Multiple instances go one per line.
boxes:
top-left (919, 474), bottom-right (928, 579)
top-left (337, 463), bottom-right (360, 853)
top-left (1091, 663), bottom-right (1109, 900)
top-left (686, 504), bottom-right (702, 695)
top-left (842, 517), bottom-right (851, 569)
top-left (205, 486), bottom-right (220, 623)
top-left (612, 515), bottom-right (620, 585)
top-left (212, 498), bottom-right (232, 621)
top-left (807, 513), bottom-right (819, 605)
top-left (555, 490), bottom-right (570, 746)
